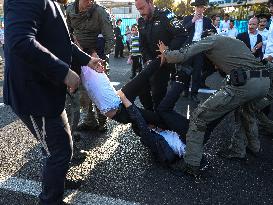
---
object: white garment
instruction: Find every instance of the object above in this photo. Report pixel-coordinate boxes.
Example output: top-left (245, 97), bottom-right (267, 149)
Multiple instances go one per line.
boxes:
top-left (248, 31), bottom-right (258, 49)
top-left (156, 130), bottom-right (186, 157)
top-left (258, 28), bottom-right (269, 53)
top-left (0, 29), bottom-right (4, 45)
top-left (264, 20), bottom-right (273, 58)
top-left (220, 20), bottom-right (230, 32)
top-left (81, 66), bottom-right (121, 114)
top-left (226, 27), bottom-right (238, 38)
top-left (192, 19), bottom-right (203, 42)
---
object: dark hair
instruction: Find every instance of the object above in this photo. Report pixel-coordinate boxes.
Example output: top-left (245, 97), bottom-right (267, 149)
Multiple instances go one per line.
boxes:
top-left (224, 13), bottom-right (229, 17)
top-left (230, 19), bottom-right (235, 23)
top-left (116, 19), bottom-right (122, 24)
top-left (211, 14), bottom-right (220, 21)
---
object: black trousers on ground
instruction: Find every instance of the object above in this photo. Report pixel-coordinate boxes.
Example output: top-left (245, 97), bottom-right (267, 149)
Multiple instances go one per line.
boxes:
top-left (19, 111), bottom-right (72, 205)
top-left (115, 59), bottom-right (189, 137)
top-left (139, 62), bottom-right (173, 111)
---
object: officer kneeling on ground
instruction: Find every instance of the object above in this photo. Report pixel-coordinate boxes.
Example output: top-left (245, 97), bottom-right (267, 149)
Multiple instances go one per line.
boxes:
top-left (157, 35), bottom-right (271, 177)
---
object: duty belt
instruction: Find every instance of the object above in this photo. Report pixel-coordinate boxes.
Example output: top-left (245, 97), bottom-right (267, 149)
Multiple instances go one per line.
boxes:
top-left (245, 70), bottom-right (270, 78)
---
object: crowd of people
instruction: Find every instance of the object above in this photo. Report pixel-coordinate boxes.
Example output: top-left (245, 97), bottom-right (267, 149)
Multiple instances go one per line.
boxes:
top-left (3, 0), bottom-right (273, 204)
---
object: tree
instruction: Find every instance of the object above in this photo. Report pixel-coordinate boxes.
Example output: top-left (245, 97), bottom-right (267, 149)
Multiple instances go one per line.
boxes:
top-left (174, 1), bottom-right (187, 16)
top-left (154, 0), bottom-right (175, 10)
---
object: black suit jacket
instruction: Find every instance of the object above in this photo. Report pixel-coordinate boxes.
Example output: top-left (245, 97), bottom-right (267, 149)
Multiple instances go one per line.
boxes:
top-left (4, 0), bottom-right (91, 117)
top-left (182, 15), bottom-right (213, 43)
top-left (236, 32), bottom-right (263, 60)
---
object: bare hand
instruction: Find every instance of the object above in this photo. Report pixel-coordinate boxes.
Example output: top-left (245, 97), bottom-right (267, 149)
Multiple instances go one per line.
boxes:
top-left (192, 13), bottom-right (202, 23)
top-left (255, 42), bottom-right (262, 50)
top-left (156, 40), bottom-right (168, 54)
top-left (157, 54), bottom-right (166, 66)
top-left (64, 69), bottom-right (80, 93)
top-left (87, 57), bottom-right (105, 73)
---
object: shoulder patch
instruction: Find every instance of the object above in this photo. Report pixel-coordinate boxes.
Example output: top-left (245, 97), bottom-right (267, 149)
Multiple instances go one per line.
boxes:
top-left (162, 8), bottom-right (176, 19)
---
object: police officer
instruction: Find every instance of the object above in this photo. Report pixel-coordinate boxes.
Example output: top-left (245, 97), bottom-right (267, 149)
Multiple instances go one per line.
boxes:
top-left (66, 0), bottom-right (114, 132)
top-left (135, 0), bottom-right (188, 111)
top-left (158, 35), bottom-right (271, 176)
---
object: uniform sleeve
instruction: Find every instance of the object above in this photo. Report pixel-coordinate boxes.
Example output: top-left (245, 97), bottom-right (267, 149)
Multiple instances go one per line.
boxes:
top-left (162, 11), bottom-right (188, 49)
top-left (138, 18), bottom-right (153, 61)
top-left (98, 7), bottom-right (114, 55)
top-left (66, 5), bottom-right (74, 35)
top-left (164, 36), bottom-right (215, 64)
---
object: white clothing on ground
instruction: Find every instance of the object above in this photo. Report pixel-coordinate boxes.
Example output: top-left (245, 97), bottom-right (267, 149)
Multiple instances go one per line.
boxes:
top-left (81, 66), bottom-right (121, 114)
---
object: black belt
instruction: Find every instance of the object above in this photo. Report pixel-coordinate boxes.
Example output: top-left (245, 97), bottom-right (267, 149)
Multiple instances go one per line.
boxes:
top-left (248, 70), bottom-right (270, 78)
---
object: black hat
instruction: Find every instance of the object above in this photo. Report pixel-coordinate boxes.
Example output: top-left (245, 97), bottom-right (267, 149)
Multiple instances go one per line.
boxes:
top-left (190, 0), bottom-right (208, 6)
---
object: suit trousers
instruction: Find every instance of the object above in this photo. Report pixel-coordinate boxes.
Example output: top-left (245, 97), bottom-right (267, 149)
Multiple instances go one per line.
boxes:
top-left (138, 62), bottom-right (172, 111)
top-left (19, 111), bottom-right (72, 205)
top-left (184, 53), bottom-right (204, 95)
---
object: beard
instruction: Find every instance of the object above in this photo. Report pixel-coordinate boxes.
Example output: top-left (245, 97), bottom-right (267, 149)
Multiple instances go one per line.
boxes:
top-left (57, 0), bottom-right (69, 4)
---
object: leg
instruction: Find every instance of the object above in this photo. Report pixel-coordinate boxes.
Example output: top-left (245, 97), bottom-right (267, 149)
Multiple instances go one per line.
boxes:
top-left (19, 111), bottom-right (72, 205)
top-left (79, 83), bottom-right (98, 130)
top-left (122, 59), bottom-right (161, 103)
top-left (157, 81), bottom-right (189, 139)
top-left (150, 63), bottom-right (172, 110)
top-left (131, 56), bottom-right (137, 78)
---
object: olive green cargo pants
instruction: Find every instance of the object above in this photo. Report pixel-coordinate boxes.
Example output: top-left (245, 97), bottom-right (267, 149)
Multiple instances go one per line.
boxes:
top-left (184, 76), bottom-right (270, 166)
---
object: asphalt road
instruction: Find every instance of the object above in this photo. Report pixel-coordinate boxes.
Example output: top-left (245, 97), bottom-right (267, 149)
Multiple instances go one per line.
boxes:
top-left (0, 55), bottom-right (273, 205)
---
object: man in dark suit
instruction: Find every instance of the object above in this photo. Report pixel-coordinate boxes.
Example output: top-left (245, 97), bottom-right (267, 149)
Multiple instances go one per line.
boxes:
top-left (182, 0), bottom-right (213, 102)
top-left (237, 17), bottom-right (263, 60)
top-left (114, 19), bottom-right (125, 58)
top-left (4, 0), bottom-right (103, 204)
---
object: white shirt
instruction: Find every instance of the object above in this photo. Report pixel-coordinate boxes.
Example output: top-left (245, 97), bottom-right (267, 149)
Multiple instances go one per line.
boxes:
top-left (155, 130), bottom-right (186, 157)
top-left (81, 66), bottom-right (121, 114)
top-left (192, 18), bottom-right (203, 42)
top-left (264, 20), bottom-right (273, 58)
top-left (227, 27), bottom-right (238, 38)
top-left (0, 29), bottom-right (4, 45)
top-left (220, 20), bottom-right (230, 32)
top-left (248, 31), bottom-right (258, 50)
top-left (257, 28), bottom-right (269, 53)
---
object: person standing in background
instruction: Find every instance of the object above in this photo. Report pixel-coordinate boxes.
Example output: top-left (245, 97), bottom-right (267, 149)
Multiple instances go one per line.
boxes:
top-left (114, 19), bottom-right (125, 58)
top-left (130, 25), bottom-right (142, 79)
top-left (181, 0), bottom-right (214, 103)
top-left (135, 0), bottom-right (188, 111)
top-left (237, 17), bottom-right (263, 60)
top-left (125, 25), bottom-right (132, 52)
top-left (257, 14), bottom-right (269, 54)
top-left (66, 0), bottom-right (114, 133)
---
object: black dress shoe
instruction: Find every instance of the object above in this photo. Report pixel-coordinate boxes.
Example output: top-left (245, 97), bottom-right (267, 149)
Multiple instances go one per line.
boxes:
top-left (190, 94), bottom-right (200, 103)
top-left (170, 159), bottom-right (200, 177)
top-left (65, 179), bottom-right (82, 190)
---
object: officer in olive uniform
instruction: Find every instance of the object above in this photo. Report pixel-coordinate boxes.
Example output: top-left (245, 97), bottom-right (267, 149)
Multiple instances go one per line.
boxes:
top-left (158, 35), bottom-right (271, 176)
top-left (135, 0), bottom-right (188, 111)
top-left (66, 0), bottom-right (114, 132)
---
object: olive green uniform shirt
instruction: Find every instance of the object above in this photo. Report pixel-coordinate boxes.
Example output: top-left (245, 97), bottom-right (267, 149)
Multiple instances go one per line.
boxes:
top-left (66, 1), bottom-right (114, 54)
top-left (164, 35), bottom-right (265, 74)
